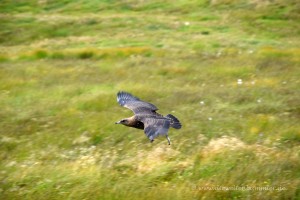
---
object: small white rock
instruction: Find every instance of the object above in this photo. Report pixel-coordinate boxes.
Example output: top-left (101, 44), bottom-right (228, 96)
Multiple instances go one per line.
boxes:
top-left (184, 21), bottom-right (190, 26)
top-left (237, 79), bottom-right (243, 85)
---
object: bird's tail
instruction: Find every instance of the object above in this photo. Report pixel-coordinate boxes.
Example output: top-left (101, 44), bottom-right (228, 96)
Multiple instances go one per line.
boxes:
top-left (166, 114), bottom-right (182, 129)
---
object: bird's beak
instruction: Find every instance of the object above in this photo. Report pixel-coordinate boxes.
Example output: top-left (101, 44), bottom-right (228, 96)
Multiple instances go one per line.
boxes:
top-left (115, 121), bottom-right (121, 124)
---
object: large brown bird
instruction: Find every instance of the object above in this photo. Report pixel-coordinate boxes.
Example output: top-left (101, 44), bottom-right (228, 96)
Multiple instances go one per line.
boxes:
top-left (115, 91), bottom-right (182, 145)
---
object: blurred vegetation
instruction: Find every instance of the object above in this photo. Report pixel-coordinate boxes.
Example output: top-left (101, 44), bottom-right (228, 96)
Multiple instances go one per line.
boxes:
top-left (0, 0), bottom-right (300, 199)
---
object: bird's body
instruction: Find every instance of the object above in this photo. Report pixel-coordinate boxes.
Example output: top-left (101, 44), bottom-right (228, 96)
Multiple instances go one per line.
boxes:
top-left (115, 91), bottom-right (181, 145)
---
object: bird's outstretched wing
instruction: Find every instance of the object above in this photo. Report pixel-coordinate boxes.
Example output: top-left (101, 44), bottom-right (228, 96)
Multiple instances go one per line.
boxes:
top-left (117, 91), bottom-right (158, 114)
top-left (140, 117), bottom-right (170, 142)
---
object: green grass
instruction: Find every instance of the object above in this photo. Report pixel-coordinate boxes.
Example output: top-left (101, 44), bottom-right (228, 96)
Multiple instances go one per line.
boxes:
top-left (1, 1), bottom-right (300, 199)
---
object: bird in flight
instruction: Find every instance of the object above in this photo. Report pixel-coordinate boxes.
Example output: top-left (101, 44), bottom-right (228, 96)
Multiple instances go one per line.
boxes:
top-left (115, 91), bottom-right (181, 145)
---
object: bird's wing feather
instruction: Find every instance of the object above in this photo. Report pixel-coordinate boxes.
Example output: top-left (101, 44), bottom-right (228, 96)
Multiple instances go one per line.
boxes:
top-left (140, 117), bottom-right (170, 141)
top-left (117, 91), bottom-right (158, 114)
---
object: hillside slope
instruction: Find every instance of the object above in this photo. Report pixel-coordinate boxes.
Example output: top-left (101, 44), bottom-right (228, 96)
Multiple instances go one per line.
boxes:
top-left (0, 1), bottom-right (299, 199)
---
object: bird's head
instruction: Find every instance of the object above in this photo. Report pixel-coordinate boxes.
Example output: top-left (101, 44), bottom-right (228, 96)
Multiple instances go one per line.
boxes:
top-left (115, 118), bottom-right (129, 126)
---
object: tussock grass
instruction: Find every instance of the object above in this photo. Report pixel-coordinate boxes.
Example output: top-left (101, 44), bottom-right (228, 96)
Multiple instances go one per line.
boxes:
top-left (0, 47), bottom-right (156, 61)
top-left (1, 1), bottom-right (300, 199)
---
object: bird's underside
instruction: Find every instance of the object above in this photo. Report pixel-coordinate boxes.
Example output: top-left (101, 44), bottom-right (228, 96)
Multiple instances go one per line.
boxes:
top-left (115, 91), bottom-right (181, 145)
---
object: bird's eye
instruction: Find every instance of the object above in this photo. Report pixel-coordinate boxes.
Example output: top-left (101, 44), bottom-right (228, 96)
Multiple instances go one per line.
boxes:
top-left (121, 119), bottom-right (126, 123)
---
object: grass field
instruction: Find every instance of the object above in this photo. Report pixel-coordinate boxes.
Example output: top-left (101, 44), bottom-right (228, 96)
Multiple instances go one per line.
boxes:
top-left (1, 0), bottom-right (300, 199)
